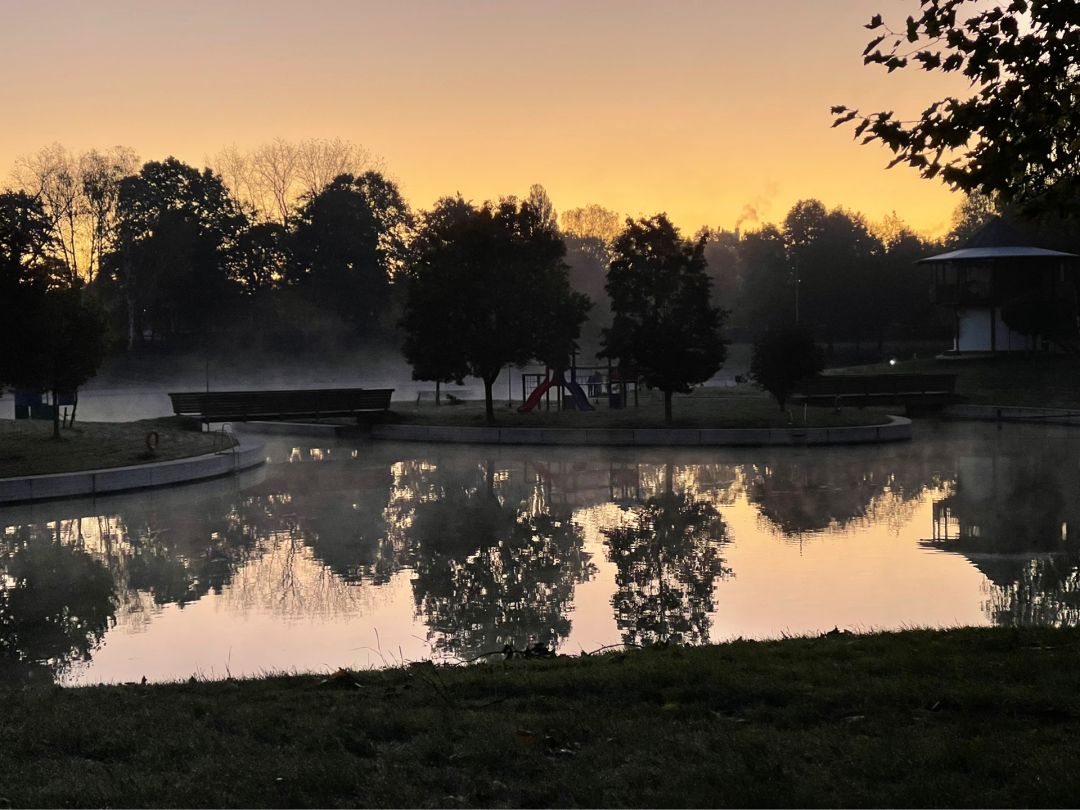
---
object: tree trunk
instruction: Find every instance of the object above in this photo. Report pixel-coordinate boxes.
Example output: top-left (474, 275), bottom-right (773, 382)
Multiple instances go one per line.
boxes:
top-left (51, 389), bottom-right (60, 440)
top-left (126, 290), bottom-right (136, 352)
top-left (664, 390), bottom-right (673, 425)
top-left (484, 376), bottom-right (496, 423)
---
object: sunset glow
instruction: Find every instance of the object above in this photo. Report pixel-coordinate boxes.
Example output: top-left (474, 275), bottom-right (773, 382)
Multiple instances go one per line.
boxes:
top-left (1, 0), bottom-right (970, 234)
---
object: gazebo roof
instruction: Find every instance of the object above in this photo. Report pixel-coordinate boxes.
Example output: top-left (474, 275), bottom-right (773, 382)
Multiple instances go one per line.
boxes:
top-left (919, 216), bottom-right (1079, 264)
top-left (918, 246), bottom-right (1079, 263)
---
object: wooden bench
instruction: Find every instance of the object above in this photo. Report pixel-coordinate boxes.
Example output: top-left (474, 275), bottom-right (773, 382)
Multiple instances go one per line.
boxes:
top-left (168, 388), bottom-right (394, 423)
top-left (791, 374), bottom-right (957, 408)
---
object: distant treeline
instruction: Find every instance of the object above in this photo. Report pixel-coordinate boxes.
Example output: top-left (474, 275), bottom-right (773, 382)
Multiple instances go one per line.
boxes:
top-left (6, 139), bottom-right (1074, 360)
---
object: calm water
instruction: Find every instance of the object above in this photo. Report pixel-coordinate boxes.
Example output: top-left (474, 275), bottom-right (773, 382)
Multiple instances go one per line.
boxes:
top-left (3, 421), bottom-right (1079, 685)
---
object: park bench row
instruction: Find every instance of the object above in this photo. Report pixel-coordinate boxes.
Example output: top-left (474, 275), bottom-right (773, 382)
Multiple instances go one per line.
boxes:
top-left (791, 374), bottom-right (957, 407)
top-left (168, 388), bottom-right (394, 423)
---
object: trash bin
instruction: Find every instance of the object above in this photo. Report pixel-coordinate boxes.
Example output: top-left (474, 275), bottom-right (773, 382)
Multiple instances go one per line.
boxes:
top-left (608, 392), bottom-right (624, 409)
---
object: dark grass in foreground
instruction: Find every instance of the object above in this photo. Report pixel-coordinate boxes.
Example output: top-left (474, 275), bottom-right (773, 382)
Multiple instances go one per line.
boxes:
top-left (0, 417), bottom-right (232, 478)
top-left (6, 628), bottom-right (1080, 807)
top-left (389, 387), bottom-right (893, 429)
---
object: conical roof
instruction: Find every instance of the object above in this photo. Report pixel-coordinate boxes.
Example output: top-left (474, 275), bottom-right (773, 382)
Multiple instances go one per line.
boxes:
top-left (962, 216), bottom-right (1029, 248)
top-left (919, 216), bottom-right (1079, 264)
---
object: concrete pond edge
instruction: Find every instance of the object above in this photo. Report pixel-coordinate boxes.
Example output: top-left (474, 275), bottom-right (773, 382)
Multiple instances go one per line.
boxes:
top-left (0, 434), bottom-right (266, 505)
top-left (238, 415), bottom-right (913, 447)
top-left (940, 404), bottom-right (1080, 426)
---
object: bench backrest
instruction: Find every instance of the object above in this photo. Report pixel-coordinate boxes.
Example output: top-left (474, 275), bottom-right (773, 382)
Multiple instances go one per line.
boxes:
top-left (168, 388), bottom-right (393, 418)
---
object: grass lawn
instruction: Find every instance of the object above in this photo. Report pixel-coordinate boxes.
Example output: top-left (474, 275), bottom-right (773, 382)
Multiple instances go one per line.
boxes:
top-left (389, 386), bottom-right (894, 429)
top-left (4, 627), bottom-right (1080, 807)
top-left (0, 417), bottom-right (233, 479)
top-left (832, 353), bottom-right (1080, 409)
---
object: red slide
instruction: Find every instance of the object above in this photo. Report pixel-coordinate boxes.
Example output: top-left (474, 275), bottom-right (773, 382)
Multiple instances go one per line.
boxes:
top-left (518, 379), bottom-right (556, 412)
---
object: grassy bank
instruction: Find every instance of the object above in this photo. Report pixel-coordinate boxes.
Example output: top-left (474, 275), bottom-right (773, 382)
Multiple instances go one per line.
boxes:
top-left (834, 353), bottom-right (1080, 409)
top-left (0, 417), bottom-right (232, 478)
top-left (391, 387), bottom-right (892, 429)
top-left (6, 628), bottom-right (1080, 807)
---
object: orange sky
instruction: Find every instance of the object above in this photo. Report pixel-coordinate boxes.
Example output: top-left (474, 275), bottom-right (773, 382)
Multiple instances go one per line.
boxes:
top-left (0, 0), bottom-right (971, 236)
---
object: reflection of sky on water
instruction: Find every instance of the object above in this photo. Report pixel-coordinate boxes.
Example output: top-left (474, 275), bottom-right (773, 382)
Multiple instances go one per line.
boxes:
top-left (4, 421), bottom-right (1080, 685)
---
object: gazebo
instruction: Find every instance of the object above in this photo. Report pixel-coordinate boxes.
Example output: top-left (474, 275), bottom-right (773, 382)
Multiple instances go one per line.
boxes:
top-left (919, 218), bottom-right (1080, 352)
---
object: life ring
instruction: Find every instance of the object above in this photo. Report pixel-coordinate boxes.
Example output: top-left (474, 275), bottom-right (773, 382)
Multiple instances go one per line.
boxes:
top-left (145, 431), bottom-right (160, 452)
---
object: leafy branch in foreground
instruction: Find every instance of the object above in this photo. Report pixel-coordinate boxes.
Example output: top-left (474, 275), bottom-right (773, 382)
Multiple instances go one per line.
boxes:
top-left (833, 0), bottom-right (1080, 217)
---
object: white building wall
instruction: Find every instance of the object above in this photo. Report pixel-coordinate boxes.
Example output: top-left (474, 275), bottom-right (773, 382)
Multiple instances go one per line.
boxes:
top-left (956, 308), bottom-right (1036, 351)
top-left (957, 309), bottom-right (991, 351)
top-left (959, 306), bottom-right (1032, 352)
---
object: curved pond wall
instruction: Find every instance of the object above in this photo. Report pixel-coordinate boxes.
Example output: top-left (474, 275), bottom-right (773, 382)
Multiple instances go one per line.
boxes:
top-left (0, 437), bottom-right (266, 505)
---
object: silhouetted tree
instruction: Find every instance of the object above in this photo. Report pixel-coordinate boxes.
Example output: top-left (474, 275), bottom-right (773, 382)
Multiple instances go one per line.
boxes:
top-left (561, 204), bottom-right (623, 245)
top-left (698, 228), bottom-right (741, 311)
top-left (526, 183), bottom-right (558, 232)
top-left (602, 215), bottom-right (727, 423)
top-left (873, 220), bottom-right (943, 347)
top-left (0, 193), bottom-right (107, 437)
top-left (735, 224), bottom-right (792, 332)
top-left (947, 193), bottom-right (998, 248)
top-left (232, 221), bottom-right (291, 295)
top-left (564, 234), bottom-right (611, 357)
top-left (401, 196), bottom-right (590, 421)
top-left (290, 172), bottom-right (412, 338)
top-left (9, 285), bottom-right (109, 437)
top-left (833, 0), bottom-right (1080, 217)
top-left (0, 191), bottom-right (54, 393)
top-left (214, 137), bottom-right (383, 225)
top-left (749, 325), bottom-right (824, 412)
top-left (11, 144), bottom-right (139, 284)
top-left (0, 191), bottom-right (55, 287)
top-left (783, 200), bottom-right (883, 349)
top-left (108, 157), bottom-right (244, 349)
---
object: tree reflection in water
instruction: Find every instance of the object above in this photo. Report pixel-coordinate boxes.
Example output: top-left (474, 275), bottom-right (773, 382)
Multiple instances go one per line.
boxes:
top-left (746, 453), bottom-right (934, 538)
top-left (0, 524), bottom-right (116, 682)
top-left (603, 465), bottom-right (731, 646)
top-left (407, 458), bottom-right (595, 658)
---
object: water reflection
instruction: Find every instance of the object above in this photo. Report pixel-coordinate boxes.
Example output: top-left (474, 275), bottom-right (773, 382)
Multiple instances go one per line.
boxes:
top-left (0, 524), bottom-right (115, 681)
top-left (5, 423), bottom-right (1080, 683)
top-left (923, 438), bottom-right (1080, 627)
top-left (409, 467), bottom-right (593, 657)
top-left (605, 487), bottom-right (730, 645)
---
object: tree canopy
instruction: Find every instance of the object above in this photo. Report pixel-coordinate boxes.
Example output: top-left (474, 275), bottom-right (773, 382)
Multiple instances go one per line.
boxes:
top-left (401, 196), bottom-right (590, 421)
top-left (107, 157), bottom-right (245, 348)
top-left (290, 171), bottom-right (412, 336)
top-left (749, 325), bottom-right (825, 412)
top-left (833, 0), bottom-right (1080, 217)
top-left (602, 214), bottom-right (728, 423)
top-left (0, 192), bottom-right (109, 437)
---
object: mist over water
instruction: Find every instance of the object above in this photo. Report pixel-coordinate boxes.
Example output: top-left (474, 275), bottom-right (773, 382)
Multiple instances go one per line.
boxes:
top-left (2, 420), bottom-right (1078, 685)
top-left (62, 348), bottom-right (749, 422)
top-left (67, 351), bottom-right (479, 422)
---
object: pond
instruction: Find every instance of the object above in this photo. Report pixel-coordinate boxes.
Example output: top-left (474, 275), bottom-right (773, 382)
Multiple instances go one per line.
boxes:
top-left (3, 421), bottom-right (1079, 685)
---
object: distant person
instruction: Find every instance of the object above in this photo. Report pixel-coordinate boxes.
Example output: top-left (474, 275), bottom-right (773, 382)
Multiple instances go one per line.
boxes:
top-left (587, 371), bottom-right (602, 398)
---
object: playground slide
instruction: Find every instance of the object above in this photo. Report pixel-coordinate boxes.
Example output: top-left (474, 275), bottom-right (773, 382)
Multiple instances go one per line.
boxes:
top-left (564, 380), bottom-right (595, 411)
top-left (518, 379), bottom-right (556, 412)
